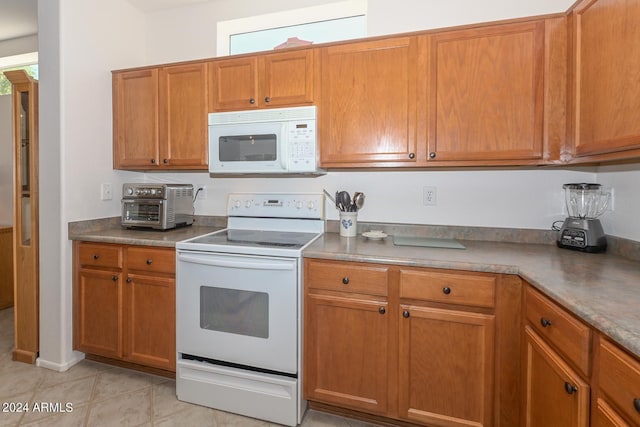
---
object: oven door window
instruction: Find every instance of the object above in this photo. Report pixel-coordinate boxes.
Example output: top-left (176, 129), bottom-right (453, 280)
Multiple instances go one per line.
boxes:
top-left (200, 287), bottom-right (268, 338)
top-left (219, 134), bottom-right (277, 162)
top-left (123, 201), bottom-right (161, 222)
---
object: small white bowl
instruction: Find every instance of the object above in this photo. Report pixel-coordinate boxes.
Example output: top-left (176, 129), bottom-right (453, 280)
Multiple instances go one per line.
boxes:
top-left (362, 230), bottom-right (387, 240)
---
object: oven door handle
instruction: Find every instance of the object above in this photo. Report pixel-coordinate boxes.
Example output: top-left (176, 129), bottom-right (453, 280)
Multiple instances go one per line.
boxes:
top-left (177, 253), bottom-right (295, 271)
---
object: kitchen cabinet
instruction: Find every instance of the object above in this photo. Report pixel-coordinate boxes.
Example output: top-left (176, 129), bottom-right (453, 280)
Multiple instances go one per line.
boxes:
top-left (592, 337), bottom-right (640, 426)
top-left (0, 226), bottom-right (13, 309)
top-left (523, 286), bottom-right (591, 427)
top-left (304, 260), bottom-right (390, 415)
top-left (73, 242), bottom-right (176, 372)
top-left (425, 21), bottom-right (547, 163)
top-left (208, 49), bottom-right (315, 111)
top-left (112, 62), bottom-right (208, 170)
top-left (569, 0), bottom-right (640, 161)
top-left (304, 259), bottom-right (521, 426)
top-left (397, 269), bottom-right (495, 427)
top-left (318, 37), bottom-right (421, 167)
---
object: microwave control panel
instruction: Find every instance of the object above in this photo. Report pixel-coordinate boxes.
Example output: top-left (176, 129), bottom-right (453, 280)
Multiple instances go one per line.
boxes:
top-left (287, 121), bottom-right (317, 171)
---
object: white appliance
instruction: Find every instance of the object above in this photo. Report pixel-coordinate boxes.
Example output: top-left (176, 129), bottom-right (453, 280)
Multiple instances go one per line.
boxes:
top-left (208, 106), bottom-right (323, 175)
top-left (175, 193), bottom-right (324, 426)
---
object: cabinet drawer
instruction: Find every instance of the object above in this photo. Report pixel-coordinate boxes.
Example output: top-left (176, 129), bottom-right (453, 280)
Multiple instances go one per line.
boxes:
top-left (305, 260), bottom-right (388, 296)
top-left (127, 247), bottom-right (176, 275)
top-left (598, 339), bottom-right (640, 424)
top-left (399, 269), bottom-right (495, 308)
top-left (525, 287), bottom-right (591, 376)
top-left (78, 243), bottom-right (123, 269)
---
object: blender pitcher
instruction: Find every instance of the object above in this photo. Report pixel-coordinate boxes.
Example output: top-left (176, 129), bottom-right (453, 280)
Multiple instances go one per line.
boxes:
top-left (557, 183), bottom-right (609, 252)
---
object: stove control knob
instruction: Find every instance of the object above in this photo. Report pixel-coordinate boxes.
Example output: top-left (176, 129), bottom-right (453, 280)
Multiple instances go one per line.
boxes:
top-left (135, 189), bottom-right (141, 195)
top-left (295, 201), bottom-right (304, 209)
top-left (150, 189), bottom-right (157, 196)
top-left (126, 188), bottom-right (134, 195)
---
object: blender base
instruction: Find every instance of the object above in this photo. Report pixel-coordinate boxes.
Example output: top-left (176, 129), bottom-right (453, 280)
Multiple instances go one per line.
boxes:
top-left (557, 217), bottom-right (607, 253)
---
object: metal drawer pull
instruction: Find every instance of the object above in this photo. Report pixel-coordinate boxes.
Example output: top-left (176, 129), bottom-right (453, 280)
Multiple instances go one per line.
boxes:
top-left (442, 287), bottom-right (451, 295)
top-left (540, 317), bottom-right (552, 328)
top-left (146, 259), bottom-right (153, 265)
top-left (93, 254), bottom-right (99, 260)
top-left (402, 310), bottom-right (410, 318)
top-left (378, 307), bottom-right (386, 315)
top-left (111, 275), bottom-right (118, 281)
top-left (564, 382), bottom-right (577, 395)
top-left (634, 398), bottom-right (640, 413)
top-left (342, 277), bottom-right (349, 285)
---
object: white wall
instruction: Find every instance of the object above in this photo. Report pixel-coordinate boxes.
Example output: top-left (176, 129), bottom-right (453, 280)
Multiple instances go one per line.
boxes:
top-left (37, 0), bottom-right (146, 370)
top-left (598, 163), bottom-right (640, 242)
top-left (0, 95), bottom-right (12, 225)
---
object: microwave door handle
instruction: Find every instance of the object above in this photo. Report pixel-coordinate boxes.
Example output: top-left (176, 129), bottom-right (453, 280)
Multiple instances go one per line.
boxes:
top-left (280, 123), bottom-right (288, 170)
top-left (177, 253), bottom-right (295, 271)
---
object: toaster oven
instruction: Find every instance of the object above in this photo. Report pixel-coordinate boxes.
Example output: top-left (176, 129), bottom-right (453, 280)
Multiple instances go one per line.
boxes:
top-left (121, 183), bottom-right (194, 230)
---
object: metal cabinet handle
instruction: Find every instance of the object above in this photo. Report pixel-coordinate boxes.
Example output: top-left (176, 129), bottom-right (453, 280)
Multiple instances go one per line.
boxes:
top-left (564, 382), bottom-right (577, 395)
top-left (111, 275), bottom-right (118, 281)
top-left (126, 277), bottom-right (132, 283)
top-left (146, 259), bottom-right (153, 265)
top-left (163, 159), bottom-right (168, 164)
top-left (93, 254), bottom-right (100, 260)
top-left (402, 310), bottom-right (410, 318)
top-left (541, 317), bottom-right (552, 328)
top-left (442, 287), bottom-right (451, 295)
top-left (634, 398), bottom-right (640, 413)
top-left (378, 307), bottom-right (386, 315)
top-left (264, 96), bottom-right (271, 103)
top-left (342, 277), bottom-right (349, 285)
top-left (408, 152), bottom-right (415, 159)
top-left (249, 98), bottom-right (255, 104)
top-left (150, 159), bottom-right (156, 164)
top-left (429, 152), bottom-right (436, 159)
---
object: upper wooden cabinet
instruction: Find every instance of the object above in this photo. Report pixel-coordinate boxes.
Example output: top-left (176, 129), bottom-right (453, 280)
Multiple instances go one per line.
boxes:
top-left (113, 62), bottom-right (208, 170)
top-left (318, 37), bottom-right (421, 167)
top-left (425, 21), bottom-right (546, 163)
top-left (570, 0), bottom-right (640, 161)
top-left (208, 49), bottom-right (315, 111)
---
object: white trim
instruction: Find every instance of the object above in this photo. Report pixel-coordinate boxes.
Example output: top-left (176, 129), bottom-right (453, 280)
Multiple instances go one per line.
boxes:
top-left (36, 351), bottom-right (85, 372)
top-left (0, 52), bottom-right (38, 69)
top-left (216, 0), bottom-right (368, 56)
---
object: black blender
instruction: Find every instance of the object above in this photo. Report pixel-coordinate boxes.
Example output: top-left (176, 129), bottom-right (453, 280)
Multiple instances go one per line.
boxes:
top-left (556, 183), bottom-right (609, 253)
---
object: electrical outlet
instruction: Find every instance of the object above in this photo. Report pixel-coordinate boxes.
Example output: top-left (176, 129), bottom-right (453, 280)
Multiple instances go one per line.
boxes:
top-left (100, 183), bottom-right (113, 201)
top-left (423, 186), bottom-right (437, 206)
top-left (197, 185), bottom-right (207, 200)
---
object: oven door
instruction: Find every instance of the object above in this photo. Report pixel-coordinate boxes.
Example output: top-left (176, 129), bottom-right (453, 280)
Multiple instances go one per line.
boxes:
top-left (121, 199), bottom-right (165, 228)
top-left (176, 250), bottom-right (298, 374)
top-left (208, 122), bottom-right (287, 173)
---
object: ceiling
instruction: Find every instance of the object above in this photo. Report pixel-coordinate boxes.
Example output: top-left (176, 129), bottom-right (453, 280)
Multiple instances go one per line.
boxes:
top-left (0, 0), bottom-right (215, 44)
top-left (0, 0), bottom-right (38, 43)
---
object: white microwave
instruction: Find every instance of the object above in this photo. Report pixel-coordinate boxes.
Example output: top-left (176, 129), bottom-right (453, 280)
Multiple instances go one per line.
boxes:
top-left (208, 106), bottom-right (322, 175)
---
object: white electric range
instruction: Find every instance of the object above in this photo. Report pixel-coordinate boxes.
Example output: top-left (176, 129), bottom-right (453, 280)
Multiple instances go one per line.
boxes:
top-left (175, 193), bottom-right (324, 426)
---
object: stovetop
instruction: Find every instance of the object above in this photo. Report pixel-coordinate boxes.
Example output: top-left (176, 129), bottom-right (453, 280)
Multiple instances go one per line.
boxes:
top-left (185, 229), bottom-right (320, 249)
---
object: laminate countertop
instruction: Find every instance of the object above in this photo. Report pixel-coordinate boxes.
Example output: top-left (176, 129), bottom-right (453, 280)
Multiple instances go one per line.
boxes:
top-left (303, 232), bottom-right (640, 360)
top-left (68, 224), bottom-right (223, 247)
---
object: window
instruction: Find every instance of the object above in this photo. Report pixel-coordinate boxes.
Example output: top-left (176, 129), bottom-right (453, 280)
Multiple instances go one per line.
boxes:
top-left (218, 0), bottom-right (367, 56)
top-left (0, 52), bottom-right (39, 95)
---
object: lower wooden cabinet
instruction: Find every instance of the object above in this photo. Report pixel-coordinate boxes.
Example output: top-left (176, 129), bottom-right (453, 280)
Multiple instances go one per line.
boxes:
top-left (304, 259), bottom-right (517, 427)
top-left (73, 241), bottom-right (176, 372)
top-left (524, 326), bottom-right (590, 427)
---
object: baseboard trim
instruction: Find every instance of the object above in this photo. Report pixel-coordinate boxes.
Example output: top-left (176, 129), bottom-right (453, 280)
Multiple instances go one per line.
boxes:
top-left (36, 352), bottom-right (85, 372)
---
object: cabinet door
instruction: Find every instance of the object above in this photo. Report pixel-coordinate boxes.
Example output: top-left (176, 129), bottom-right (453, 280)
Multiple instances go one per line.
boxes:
top-left (209, 57), bottom-right (259, 111)
top-left (260, 49), bottom-right (314, 107)
top-left (398, 305), bottom-right (495, 427)
top-left (113, 68), bottom-right (159, 169)
top-left (304, 293), bottom-right (389, 414)
top-left (524, 327), bottom-right (589, 427)
top-left (319, 37), bottom-right (419, 166)
top-left (592, 399), bottom-right (630, 427)
top-left (124, 274), bottom-right (175, 371)
top-left (158, 63), bottom-right (208, 169)
top-left (74, 269), bottom-right (122, 359)
top-left (572, 0), bottom-right (640, 158)
top-left (427, 21), bottom-right (544, 162)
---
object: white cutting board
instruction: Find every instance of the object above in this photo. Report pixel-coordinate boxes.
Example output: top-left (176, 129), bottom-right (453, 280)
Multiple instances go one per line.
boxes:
top-left (392, 236), bottom-right (466, 249)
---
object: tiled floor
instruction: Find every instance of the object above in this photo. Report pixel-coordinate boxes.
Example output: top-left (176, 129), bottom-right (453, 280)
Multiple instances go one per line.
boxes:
top-left (0, 308), bottom-right (379, 427)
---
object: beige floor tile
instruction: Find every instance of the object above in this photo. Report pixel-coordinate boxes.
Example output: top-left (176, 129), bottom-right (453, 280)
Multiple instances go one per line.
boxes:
top-left (20, 377), bottom-right (95, 424)
top-left (0, 390), bottom-right (33, 426)
top-left (0, 361), bottom-right (44, 400)
top-left (91, 367), bottom-right (157, 402)
top-left (213, 410), bottom-right (273, 427)
top-left (20, 404), bottom-right (87, 427)
top-left (154, 404), bottom-right (217, 427)
top-left (151, 380), bottom-right (194, 420)
top-left (39, 360), bottom-right (107, 389)
top-left (86, 387), bottom-right (151, 426)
